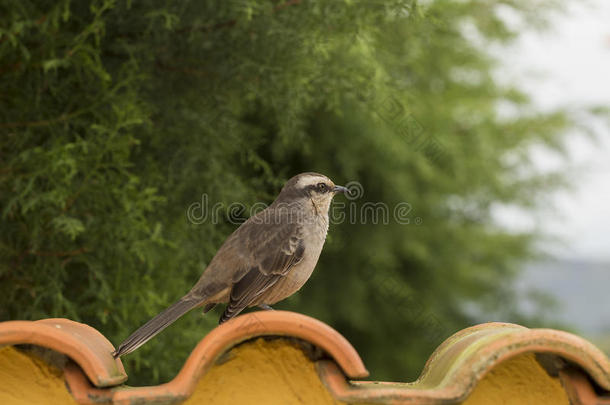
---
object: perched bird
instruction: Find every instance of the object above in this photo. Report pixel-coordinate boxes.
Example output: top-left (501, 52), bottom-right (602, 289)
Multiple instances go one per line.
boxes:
top-left (112, 172), bottom-right (349, 358)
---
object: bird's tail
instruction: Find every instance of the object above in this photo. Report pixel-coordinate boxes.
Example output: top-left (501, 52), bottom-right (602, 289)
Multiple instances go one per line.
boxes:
top-left (112, 298), bottom-right (200, 358)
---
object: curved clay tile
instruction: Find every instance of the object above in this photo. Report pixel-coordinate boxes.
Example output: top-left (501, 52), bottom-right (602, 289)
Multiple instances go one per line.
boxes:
top-left (318, 322), bottom-right (610, 404)
top-left (64, 310), bottom-right (367, 404)
top-left (0, 318), bottom-right (126, 387)
top-left (178, 309), bottom-right (368, 379)
top-left (3, 314), bottom-right (610, 404)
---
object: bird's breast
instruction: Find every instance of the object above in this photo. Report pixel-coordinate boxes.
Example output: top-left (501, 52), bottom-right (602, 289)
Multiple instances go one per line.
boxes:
top-left (258, 215), bottom-right (329, 305)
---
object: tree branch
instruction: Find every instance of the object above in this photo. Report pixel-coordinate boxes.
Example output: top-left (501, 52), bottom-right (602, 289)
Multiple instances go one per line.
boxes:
top-left (29, 247), bottom-right (90, 257)
top-left (176, 0), bottom-right (302, 34)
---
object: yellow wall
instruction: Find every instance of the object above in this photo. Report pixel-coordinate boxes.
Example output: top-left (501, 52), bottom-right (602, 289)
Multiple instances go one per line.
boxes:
top-left (185, 338), bottom-right (346, 405)
top-left (0, 346), bottom-right (77, 405)
top-left (461, 353), bottom-right (569, 405)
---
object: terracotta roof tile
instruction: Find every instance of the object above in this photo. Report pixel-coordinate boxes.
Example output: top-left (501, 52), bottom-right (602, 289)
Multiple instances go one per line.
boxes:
top-left (65, 310), bottom-right (366, 404)
top-left (317, 322), bottom-right (610, 404)
top-left (0, 318), bottom-right (126, 387)
top-left (1, 313), bottom-right (610, 404)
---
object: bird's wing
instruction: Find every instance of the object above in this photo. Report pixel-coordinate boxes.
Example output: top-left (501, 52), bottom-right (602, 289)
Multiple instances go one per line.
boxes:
top-left (219, 213), bottom-right (305, 322)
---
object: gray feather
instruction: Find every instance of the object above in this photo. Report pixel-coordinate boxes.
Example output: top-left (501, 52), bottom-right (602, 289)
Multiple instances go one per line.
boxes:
top-left (219, 239), bottom-right (305, 323)
top-left (112, 298), bottom-right (198, 358)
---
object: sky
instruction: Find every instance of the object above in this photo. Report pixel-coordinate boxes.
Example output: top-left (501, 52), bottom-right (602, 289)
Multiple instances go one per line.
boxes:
top-left (494, 0), bottom-right (610, 262)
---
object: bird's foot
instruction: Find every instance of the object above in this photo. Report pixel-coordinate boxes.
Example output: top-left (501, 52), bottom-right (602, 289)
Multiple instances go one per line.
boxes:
top-left (258, 304), bottom-right (274, 311)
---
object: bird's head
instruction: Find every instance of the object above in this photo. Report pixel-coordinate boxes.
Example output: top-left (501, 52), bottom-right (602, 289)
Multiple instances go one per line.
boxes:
top-left (275, 172), bottom-right (349, 215)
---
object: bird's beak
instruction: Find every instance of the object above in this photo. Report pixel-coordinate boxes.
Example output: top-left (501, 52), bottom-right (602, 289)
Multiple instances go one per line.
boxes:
top-left (333, 185), bottom-right (349, 195)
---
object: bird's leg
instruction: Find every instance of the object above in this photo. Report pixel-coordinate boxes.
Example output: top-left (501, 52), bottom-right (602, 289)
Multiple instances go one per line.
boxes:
top-left (203, 303), bottom-right (216, 314)
top-left (258, 304), bottom-right (274, 311)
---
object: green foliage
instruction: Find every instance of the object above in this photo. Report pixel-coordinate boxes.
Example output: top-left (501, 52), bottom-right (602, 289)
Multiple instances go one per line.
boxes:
top-left (1, 0), bottom-right (578, 384)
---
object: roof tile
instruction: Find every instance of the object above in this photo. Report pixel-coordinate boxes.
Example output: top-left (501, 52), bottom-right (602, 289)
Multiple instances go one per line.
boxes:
top-left (1, 314), bottom-right (610, 404)
top-left (0, 318), bottom-right (126, 387)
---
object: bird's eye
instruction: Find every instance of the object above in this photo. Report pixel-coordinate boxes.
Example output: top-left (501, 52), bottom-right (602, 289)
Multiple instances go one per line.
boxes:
top-left (317, 183), bottom-right (327, 192)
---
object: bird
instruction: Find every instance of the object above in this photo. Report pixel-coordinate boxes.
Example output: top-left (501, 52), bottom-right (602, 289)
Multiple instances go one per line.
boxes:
top-left (112, 172), bottom-right (349, 358)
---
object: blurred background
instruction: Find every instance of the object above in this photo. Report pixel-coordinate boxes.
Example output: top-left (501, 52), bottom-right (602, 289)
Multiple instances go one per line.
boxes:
top-left (1, 0), bottom-right (608, 385)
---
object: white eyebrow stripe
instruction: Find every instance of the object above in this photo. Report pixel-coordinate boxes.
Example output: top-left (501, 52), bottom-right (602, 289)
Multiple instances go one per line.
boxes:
top-left (296, 175), bottom-right (329, 188)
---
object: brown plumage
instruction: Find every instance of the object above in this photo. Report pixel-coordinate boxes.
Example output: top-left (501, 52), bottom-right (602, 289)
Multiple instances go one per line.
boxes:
top-left (112, 172), bottom-right (348, 358)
